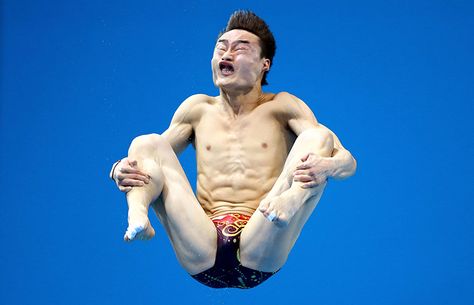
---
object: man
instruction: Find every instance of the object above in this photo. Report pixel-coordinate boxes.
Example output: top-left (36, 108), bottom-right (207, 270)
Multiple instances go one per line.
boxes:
top-left (110, 10), bottom-right (356, 289)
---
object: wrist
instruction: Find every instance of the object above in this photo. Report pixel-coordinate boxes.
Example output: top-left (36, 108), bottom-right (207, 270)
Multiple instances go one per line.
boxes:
top-left (109, 159), bottom-right (121, 181)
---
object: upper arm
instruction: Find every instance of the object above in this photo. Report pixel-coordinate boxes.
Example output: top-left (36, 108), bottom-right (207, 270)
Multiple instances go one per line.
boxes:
top-left (283, 92), bottom-right (349, 155)
top-left (162, 94), bottom-right (206, 154)
top-left (283, 92), bottom-right (319, 136)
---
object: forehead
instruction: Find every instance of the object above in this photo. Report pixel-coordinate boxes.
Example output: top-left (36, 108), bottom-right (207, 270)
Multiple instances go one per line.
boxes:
top-left (217, 29), bottom-right (261, 44)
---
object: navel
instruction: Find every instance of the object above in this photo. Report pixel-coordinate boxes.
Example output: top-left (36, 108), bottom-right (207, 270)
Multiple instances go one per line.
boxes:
top-left (206, 145), bottom-right (212, 151)
top-left (261, 142), bottom-right (268, 149)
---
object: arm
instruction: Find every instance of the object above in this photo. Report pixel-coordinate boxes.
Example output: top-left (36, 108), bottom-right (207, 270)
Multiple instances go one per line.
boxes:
top-left (161, 94), bottom-right (200, 155)
top-left (284, 93), bottom-right (356, 184)
top-left (110, 94), bottom-right (205, 191)
top-left (318, 123), bottom-right (357, 180)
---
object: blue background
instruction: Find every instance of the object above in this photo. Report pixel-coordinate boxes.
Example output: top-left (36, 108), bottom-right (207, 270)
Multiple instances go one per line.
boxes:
top-left (1, 1), bottom-right (473, 304)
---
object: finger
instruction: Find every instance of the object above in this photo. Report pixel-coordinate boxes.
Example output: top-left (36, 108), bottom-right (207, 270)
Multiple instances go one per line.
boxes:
top-left (301, 182), bottom-right (318, 189)
top-left (128, 159), bottom-right (138, 167)
top-left (310, 177), bottom-right (328, 187)
top-left (296, 163), bottom-right (310, 170)
top-left (116, 172), bottom-right (148, 182)
top-left (119, 186), bottom-right (133, 193)
top-left (293, 175), bottom-right (313, 183)
top-left (120, 179), bottom-right (145, 187)
top-left (293, 170), bottom-right (310, 177)
top-left (122, 173), bottom-right (150, 183)
top-left (120, 165), bottom-right (138, 173)
top-left (121, 167), bottom-right (149, 177)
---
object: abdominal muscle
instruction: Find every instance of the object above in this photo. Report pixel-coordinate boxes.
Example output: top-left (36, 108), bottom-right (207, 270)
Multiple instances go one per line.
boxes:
top-left (197, 169), bottom-right (280, 217)
top-left (192, 93), bottom-right (295, 218)
top-left (195, 132), bottom-right (292, 217)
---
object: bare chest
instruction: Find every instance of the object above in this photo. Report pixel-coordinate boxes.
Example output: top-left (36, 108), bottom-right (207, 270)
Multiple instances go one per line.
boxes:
top-left (194, 109), bottom-right (294, 175)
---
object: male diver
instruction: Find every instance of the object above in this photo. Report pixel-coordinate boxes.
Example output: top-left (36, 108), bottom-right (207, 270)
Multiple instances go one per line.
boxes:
top-left (110, 10), bottom-right (356, 289)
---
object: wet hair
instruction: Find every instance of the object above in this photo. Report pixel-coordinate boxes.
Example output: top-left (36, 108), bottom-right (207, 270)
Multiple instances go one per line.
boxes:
top-left (219, 10), bottom-right (276, 85)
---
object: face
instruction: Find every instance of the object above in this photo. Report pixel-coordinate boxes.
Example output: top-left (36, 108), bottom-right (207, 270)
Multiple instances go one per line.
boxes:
top-left (211, 29), bottom-right (270, 92)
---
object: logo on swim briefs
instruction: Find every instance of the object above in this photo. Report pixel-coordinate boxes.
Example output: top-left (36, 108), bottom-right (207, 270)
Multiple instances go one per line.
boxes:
top-left (214, 214), bottom-right (250, 237)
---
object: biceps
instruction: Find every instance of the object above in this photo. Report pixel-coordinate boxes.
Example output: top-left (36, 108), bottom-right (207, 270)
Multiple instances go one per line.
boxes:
top-left (288, 117), bottom-right (318, 136)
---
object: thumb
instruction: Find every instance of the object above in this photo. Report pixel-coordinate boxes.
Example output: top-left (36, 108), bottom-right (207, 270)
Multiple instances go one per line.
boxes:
top-left (300, 153), bottom-right (310, 162)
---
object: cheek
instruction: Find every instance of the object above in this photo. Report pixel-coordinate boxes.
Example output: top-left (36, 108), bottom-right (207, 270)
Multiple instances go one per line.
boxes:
top-left (211, 57), bottom-right (220, 70)
top-left (240, 62), bottom-right (261, 78)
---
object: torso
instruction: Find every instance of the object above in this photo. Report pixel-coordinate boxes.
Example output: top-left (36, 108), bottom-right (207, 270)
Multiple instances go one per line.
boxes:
top-left (190, 93), bottom-right (297, 217)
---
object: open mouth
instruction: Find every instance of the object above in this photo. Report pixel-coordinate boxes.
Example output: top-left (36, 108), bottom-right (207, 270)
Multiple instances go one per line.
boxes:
top-left (219, 61), bottom-right (234, 76)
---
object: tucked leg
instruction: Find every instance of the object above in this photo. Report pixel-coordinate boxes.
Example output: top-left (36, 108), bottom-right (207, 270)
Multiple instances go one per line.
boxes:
top-left (124, 134), bottom-right (217, 274)
top-left (240, 128), bottom-right (334, 272)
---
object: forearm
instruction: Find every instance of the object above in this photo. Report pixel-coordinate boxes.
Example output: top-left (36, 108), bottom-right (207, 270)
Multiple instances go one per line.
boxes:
top-left (327, 148), bottom-right (357, 180)
top-left (109, 130), bottom-right (183, 183)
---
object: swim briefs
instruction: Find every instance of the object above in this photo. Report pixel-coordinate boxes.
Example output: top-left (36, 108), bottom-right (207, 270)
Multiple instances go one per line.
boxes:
top-left (191, 213), bottom-right (277, 289)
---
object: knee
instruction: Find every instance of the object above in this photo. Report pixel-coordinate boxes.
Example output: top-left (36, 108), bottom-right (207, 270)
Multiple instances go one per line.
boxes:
top-left (128, 133), bottom-right (168, 156)
top-left (298, 128), bottom-right (334, 157)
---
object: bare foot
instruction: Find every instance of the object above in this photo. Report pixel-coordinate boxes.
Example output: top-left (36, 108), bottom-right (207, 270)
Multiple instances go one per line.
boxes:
top-left (124, 198), bottom-right (156, 242)
top-left (258, 191), bottom-right (300, 226)
top-left (259, 182), bottom-right (326, 226)
top-left (123, 162), bottom-right (163, 242)
top-left (124, 219), bottom-right (155, 241)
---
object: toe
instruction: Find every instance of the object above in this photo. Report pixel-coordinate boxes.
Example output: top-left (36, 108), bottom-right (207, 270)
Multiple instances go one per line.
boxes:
top-left (258, 200), bottom-right (270, 214)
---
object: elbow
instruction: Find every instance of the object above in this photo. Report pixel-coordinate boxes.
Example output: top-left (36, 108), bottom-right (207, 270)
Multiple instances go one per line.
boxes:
top-left (333, 154), bottom-right (357, 180)
top-left (347, 155), bottom-right (357, 177)
top-left (344, 154), bottom-right (357, 178)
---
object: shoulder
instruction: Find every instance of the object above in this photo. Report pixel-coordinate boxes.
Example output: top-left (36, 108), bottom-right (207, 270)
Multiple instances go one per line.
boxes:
top-left (271, 92), bottom-right (316, 119)
top-left (270, 92), bottom-right (319, 135)
top-left (172, 94), bottom-right (214, 123)
top-left (178, 94), bottom-right (214, 110)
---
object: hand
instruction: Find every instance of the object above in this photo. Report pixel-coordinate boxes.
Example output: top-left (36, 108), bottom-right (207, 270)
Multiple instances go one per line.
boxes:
top-left (293, 153), bottom-right (333, 188)
top-left (111, 157), bottom-right (150, 193)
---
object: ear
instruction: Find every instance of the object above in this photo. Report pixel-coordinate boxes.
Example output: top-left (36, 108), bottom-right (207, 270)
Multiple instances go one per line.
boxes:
top-left (262, 58), bottom-right (271, 72)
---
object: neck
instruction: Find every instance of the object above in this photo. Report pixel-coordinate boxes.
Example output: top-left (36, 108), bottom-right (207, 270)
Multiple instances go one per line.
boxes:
top-left (219, 85), bottom-right (265, 115)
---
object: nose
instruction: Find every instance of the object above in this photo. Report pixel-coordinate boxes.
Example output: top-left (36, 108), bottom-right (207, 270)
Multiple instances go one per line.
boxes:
top-left (221, 49), bottom-right (232, 62)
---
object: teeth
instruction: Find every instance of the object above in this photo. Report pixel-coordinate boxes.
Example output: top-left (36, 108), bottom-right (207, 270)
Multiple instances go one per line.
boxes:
top-left (220, 63), bottom-right (233, 73)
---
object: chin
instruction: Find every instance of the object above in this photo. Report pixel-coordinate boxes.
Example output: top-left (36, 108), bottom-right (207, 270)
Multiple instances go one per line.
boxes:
top-left (215, 78), bottom-right (236, 89)
top-left (215, 74), bottom-right (257, 92)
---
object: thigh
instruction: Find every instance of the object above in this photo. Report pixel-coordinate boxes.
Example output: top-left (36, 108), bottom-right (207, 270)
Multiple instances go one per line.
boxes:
top-left (239, 184), bottom-right (325, 272)
top-left (152, 164), bottom-right (217, 275)
top-left (131, 134), bottom-right (217, 274)
top-left (239, 128), bottom-right (332, 272)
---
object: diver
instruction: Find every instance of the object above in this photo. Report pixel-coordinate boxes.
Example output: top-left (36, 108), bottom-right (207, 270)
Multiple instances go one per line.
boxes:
top-left (110, 10), bottom-right (356, 289)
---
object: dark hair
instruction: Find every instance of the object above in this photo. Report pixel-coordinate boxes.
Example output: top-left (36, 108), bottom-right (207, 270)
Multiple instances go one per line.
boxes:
top-left (219, 10), bottom-right (276, 85)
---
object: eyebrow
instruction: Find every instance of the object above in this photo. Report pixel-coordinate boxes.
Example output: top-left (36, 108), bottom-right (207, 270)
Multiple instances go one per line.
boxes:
top-left (216, 39), bottom-right (250, 45)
